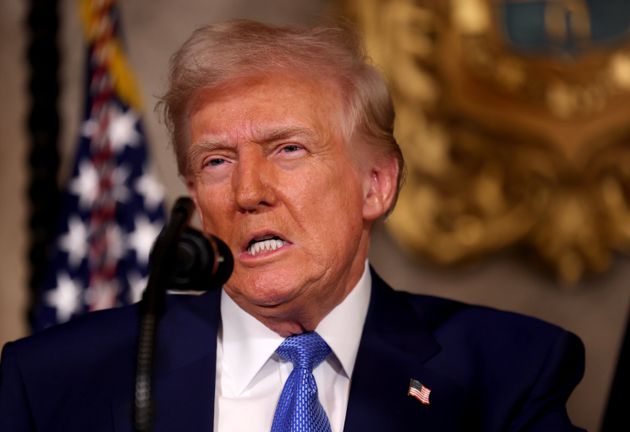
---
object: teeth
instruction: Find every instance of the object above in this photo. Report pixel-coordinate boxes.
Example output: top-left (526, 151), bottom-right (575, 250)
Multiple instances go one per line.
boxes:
top-left (247, 239), bottom-right (285, 256)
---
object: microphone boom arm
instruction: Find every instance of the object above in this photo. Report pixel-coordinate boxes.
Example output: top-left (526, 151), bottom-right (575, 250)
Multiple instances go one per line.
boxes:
top-left (133, 197), bottom-right (196, 432)
top-left (133, 196), bottom-right (233, 432)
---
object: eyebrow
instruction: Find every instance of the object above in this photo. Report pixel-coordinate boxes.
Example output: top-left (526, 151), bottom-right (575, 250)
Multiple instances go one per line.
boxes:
top-left (189, 126), bottom-right (317, 155)
top-left (251, 126), bottom-right (317, 144)
top-left (190, 136), bottom-right (230, 151)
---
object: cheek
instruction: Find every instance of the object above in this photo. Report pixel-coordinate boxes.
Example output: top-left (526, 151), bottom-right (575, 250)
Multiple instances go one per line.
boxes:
top-left (329, 169), bottom-right (365, 212)
top-left (308, 175), bottom-right (365, 235)
top-left (194, 187), bottom-right (233, 230)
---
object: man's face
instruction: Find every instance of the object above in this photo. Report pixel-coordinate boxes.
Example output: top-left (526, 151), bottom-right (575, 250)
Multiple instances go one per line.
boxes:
top-left (186, 73), bottom-right (388, 334)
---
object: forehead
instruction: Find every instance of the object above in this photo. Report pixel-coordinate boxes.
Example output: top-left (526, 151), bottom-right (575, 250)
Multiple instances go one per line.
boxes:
top-left (188, 72), bottom-right (348, 139)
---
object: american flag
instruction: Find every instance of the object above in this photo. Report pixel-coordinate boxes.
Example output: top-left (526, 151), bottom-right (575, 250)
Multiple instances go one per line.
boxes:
top-left (408, 379), bottom-right (431, 405)
top-left (31, 0), bottom-right (165, 331)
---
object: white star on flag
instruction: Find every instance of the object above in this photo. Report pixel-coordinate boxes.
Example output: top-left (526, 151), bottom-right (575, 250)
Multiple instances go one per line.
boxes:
top-left (135, 171), bottom-right (165, 211)
top-left (127, 215), bottom-right (163, 265)
top-left (107, 107), bottom-right (141, 151)
top-left (81, 118), bottom-right (99, 138)
top-left (45, 273), bottom-right (83, 323)
top-left (127, 271), bottom-right (148, 303)
top-left (70, 160), bottom-right (99, 209)
top-left (58, 217), bottom-right (89, 267)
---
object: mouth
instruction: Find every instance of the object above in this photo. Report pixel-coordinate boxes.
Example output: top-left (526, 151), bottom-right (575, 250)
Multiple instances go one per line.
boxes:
top-left (243, 232), bottom-right (291, 257)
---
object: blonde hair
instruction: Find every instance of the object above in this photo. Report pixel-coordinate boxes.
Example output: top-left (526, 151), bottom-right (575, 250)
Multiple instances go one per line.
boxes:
top-left (158, 20), bottom-right (404, 210)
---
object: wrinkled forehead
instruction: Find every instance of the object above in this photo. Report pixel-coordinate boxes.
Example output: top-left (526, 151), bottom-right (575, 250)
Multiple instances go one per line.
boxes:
top-left (187, 70), bottom-right (353, 140)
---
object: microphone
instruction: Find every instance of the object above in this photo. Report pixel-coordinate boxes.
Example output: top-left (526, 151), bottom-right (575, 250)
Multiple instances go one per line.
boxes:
top-left (148, 197), bottom-right (234, 293)
top-left (168, 227), bottom-right (234, 292)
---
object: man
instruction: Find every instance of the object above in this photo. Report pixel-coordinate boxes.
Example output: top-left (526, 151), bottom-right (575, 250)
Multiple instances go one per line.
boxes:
top-left (0, 21), bottom-right (584, 431)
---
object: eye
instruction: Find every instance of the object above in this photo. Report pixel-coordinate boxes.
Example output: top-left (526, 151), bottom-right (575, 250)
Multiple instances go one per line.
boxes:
top-left (276, 143), bottom-right (307, 160)
top-left (204, 157), bottom-right (228, 168)
top-left (281, 144), bottom-right (302, 153)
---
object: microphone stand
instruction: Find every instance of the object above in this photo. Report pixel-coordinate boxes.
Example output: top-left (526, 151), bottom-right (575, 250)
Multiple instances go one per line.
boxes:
top-left (133, 197), bottom-right (195, 432)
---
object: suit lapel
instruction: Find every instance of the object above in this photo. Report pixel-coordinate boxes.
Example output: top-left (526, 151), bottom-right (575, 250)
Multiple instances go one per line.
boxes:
top-left (343, 271), bottom-right (472, 432)
top-left (111, 289), bottom-right (221, 432)
top-left (153, 289), bottom-right (221, 432)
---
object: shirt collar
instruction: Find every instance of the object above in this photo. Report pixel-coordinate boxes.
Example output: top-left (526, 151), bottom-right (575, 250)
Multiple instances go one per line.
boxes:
top-left (219, 262), bottom-right (372, 395)
top-left (315, 262), bottom-right (371, 378)
top-left (220, 289), bottom-right (283, 396)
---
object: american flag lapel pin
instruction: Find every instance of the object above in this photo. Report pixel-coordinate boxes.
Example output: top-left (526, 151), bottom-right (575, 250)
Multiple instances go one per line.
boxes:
top-left (407, 378), bottom-right (431, 405)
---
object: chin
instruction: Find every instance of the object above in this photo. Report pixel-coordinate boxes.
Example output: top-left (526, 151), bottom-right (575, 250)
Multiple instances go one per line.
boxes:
top-left (227, 269), bottom-right (305, 308)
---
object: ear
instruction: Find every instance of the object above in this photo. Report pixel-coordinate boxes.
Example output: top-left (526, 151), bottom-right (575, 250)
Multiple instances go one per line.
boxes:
top-left (362, 155), bottom-right (399, 222)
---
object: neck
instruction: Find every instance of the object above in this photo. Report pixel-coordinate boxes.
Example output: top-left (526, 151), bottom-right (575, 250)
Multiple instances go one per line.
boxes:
top-left (256, 257), bottom-right (367, 337)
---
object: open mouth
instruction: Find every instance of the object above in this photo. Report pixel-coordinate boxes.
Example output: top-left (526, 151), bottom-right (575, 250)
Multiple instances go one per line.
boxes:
top-left (245, 234), bottom-right (289, 257)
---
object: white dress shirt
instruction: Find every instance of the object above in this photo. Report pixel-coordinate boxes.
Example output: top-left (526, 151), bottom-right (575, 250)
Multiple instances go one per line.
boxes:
top-left (214, 262), bottom-right (372, 432)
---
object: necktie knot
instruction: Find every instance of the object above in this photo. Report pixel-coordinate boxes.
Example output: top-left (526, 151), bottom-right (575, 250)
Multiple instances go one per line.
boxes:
top-left (276, 332), bottom-right (331, 371)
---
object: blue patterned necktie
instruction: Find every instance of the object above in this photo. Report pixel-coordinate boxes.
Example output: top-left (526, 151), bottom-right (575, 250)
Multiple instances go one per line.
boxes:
top-left (270, 332), bottom-right (333, 432)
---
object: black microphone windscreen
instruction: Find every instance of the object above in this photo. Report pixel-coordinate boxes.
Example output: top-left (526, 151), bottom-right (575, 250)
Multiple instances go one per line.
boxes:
top-left (169, 227), bottom-right (233, 291)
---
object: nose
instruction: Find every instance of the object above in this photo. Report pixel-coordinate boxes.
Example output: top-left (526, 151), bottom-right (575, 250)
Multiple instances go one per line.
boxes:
top-left (233, 150), bottom-right (276, 212)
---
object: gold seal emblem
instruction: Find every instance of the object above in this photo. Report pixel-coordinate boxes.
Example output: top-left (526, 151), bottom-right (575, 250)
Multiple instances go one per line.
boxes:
top-left (342, 0), bottom-right (630, 283)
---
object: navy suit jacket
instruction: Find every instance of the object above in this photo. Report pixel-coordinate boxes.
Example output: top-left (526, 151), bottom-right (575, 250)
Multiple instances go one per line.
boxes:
top-left (0, 270), bottom-right (585, 431)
